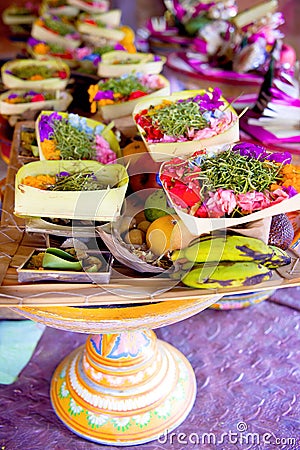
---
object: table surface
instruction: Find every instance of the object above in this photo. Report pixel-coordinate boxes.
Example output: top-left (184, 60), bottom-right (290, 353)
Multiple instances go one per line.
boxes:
top-left (1, 288), bottom-right (300, 450)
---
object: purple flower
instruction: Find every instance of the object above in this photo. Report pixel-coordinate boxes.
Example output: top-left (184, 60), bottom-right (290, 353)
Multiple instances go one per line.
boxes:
top-left (27, 37), bottom-right (42, 46)
top-left (114, 43), bottom-right (125, 51)
top-left (39, 112), bottom-right (62, 141)
top-left (57, 171), bottom-right (70, 177)
top-left (232, 142), bottom-right (268, 160)
top-left (7, 93), bottom-right (18, 99)
top-left (154, 55), bottom-right (161, 62)
top-left (283, 185), bottom-right (298, 197)
top-left (264, 151), bottom-right (292, 165)
top-left (24, 90), bottom-right (39, 97)
top-left (94, 90), bottom-right (114, 101)
top-left (199, 88), bottom-right (224, 111)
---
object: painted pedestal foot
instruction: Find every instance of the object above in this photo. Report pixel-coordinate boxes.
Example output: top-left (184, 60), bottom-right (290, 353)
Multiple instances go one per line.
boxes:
top-left (50, 329), bottom-right (196, 446)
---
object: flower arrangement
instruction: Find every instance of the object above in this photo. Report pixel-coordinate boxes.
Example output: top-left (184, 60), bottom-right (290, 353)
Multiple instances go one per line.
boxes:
top-left (22, 169), bottom-right (112, 191)
top-left (97, 50), bottom-right (166, 77)
top-left (1, 59), bottom-right (70, 90)
top-left (0, 89), bottom-right (72, 115)
top-left (14, 160), bottom-right (129, 221)
top-left (36, 111), bottom-right (120, 163)
top-left (159, 142), bottom-right (300, 234)
top-left (27, 36), bottom-right (75, 61)
top-left (77, 10), bottom-right (124, 41)
top-left (133, 88), bottom-right (239, 161)
top-left (31, 15), bottom-right (81, 49)
top-left (39, 0), bottom-right (79, 18)
top-left (134, 87), bottom-right (234, 142)
top-left (2, 3), bottom-right (39, 25)
top-left (72, 43), bottom-right (128, 72)
top-left (67, 0), bottom-right (109, 14)
top-left (88, 73), bottom-right (170, 119)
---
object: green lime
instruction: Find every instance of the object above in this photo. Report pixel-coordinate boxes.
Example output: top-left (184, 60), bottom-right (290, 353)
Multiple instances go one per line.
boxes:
top-left (144, 190), bottom-right (175, 222)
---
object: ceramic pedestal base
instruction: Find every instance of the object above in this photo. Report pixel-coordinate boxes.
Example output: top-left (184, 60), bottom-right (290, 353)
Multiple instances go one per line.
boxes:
top-left (50, 330), bottom-right (196, 446)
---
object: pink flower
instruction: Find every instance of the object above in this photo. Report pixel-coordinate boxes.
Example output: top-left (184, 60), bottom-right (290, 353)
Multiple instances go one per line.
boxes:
top-left (269, 188), bottom-right (290, 205)
top-left (206, 189), bottom-right (237, 217)
top-left (95, 135), bottom-right (116, 164)
top-left (236, 191), bottom-right (271, 213)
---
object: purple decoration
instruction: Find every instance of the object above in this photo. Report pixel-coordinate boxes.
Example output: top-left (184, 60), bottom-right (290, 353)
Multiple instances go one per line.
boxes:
top-left (94, 90), bottom-right (114, 101)
top-left (39, 112), bottom-right (62, 141)
top-left (283, 185), bottom-right (298, 197)
top-left (265, 151), bottom-right (292, 164)
top-left (7, 93), bottom-right (18, 99)
top-left (57, 172), bottom-right (70, 177)
top-left (232, 142), bottom-right (268, 160)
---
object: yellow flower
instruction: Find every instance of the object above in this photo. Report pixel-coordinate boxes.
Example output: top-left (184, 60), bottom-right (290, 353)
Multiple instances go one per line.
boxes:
top-left (119, 26), bottom-right (136, 53)
top-left (88, 84), bottom-right (99, 113)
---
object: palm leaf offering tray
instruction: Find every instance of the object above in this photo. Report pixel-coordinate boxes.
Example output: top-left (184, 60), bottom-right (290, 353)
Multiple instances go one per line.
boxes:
top-left (77, 10), bottom-right (124, 41)
top-left (0, 90), bottom-right (72, 116)
top-left (133, 88), bottom-right (239, 162)
top-left (31, 15), bottom-right (82, 49)
top-left (39, 0), bottom-right (79, 18)
top-left (88, 74), bottom-right (170, 120)
top-left (97, 51), bottom-right (166, 78)
top-left (14, 160), bottom-right (129, 221)
top-left (2, 4), bottom-right (38, 25)
top-left (67, 0), bottom-right (109, 14)
top-left (17, 247), bottom-right (113, 283)
top-left (1, 59), bottom-right (70, 90)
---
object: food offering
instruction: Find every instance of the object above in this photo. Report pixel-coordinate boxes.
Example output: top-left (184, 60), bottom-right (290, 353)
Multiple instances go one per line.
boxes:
top-left (171, 232), bottom-right (293, 290)
top-left (2, 4), bottom-right (38, 25)
top-left (17, 246), bottom-right (113, 283)
top-left (159, 142), bottom-right (300, 235)
top-left (27, 37), bottom-right (79, 68)
top-left (31, 15), bottom-right (82, 49)
top-left (1, 59), bottom-right (70, 90)
top-left (14, 160), bottom-right (129, 221)
top-left (66, 0), bottom-right (109, 14)
top-left (88, 73), bottom-right (170, 120)
top-left (36, 111), bottom-right (120, 162)
top-left (97, 51), bottom-right (166, 78)
top-left (133, 88), bottom-right (239, 162)
top-left (77, 9), bottom-right (124, 41)
top-left (39, 0), bottom-right (79, 18)
top-left (0, 89), bottom-right (72, 116)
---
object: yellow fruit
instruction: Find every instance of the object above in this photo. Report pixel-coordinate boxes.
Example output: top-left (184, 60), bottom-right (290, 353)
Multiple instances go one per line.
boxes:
top-left (145, 214), bottom-right (194, 256)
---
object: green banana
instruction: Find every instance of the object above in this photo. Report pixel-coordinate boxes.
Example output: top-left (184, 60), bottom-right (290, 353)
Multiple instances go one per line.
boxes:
top-left (181, 261), bottom-right (272, 289)
top-left (265, 245), bottom-right (291, 269)
top-left (172, 234), bottom-right (274, 264)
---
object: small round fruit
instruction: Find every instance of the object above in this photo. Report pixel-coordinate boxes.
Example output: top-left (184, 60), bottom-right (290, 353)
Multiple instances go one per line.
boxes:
top-left (137, 220), bottom-right (151, 233)
top-left (124, 228), bottom-right (145, 246)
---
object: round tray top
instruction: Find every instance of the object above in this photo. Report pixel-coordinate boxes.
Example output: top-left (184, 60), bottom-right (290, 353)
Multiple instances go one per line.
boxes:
top-left (11, 295), bottom-right (221, 334)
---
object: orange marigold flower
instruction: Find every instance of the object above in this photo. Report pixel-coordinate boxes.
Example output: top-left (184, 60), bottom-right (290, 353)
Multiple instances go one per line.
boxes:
top-left (34, 43), bottom-right (50, 55)
top-left (22, 174), bottom-right (56, 190)
top-left (41, 139), bottom-right (60, 160)
top-left (30, 74), bottom-right (44, 80)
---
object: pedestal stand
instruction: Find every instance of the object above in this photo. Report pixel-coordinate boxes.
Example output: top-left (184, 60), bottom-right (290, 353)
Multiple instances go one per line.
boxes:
top-left (50, 330), bottom-right (196, 446)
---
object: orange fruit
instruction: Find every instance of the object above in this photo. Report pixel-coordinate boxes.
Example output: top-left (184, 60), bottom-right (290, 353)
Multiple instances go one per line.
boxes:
top-left (146, 214), bottom-right (195, 256)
